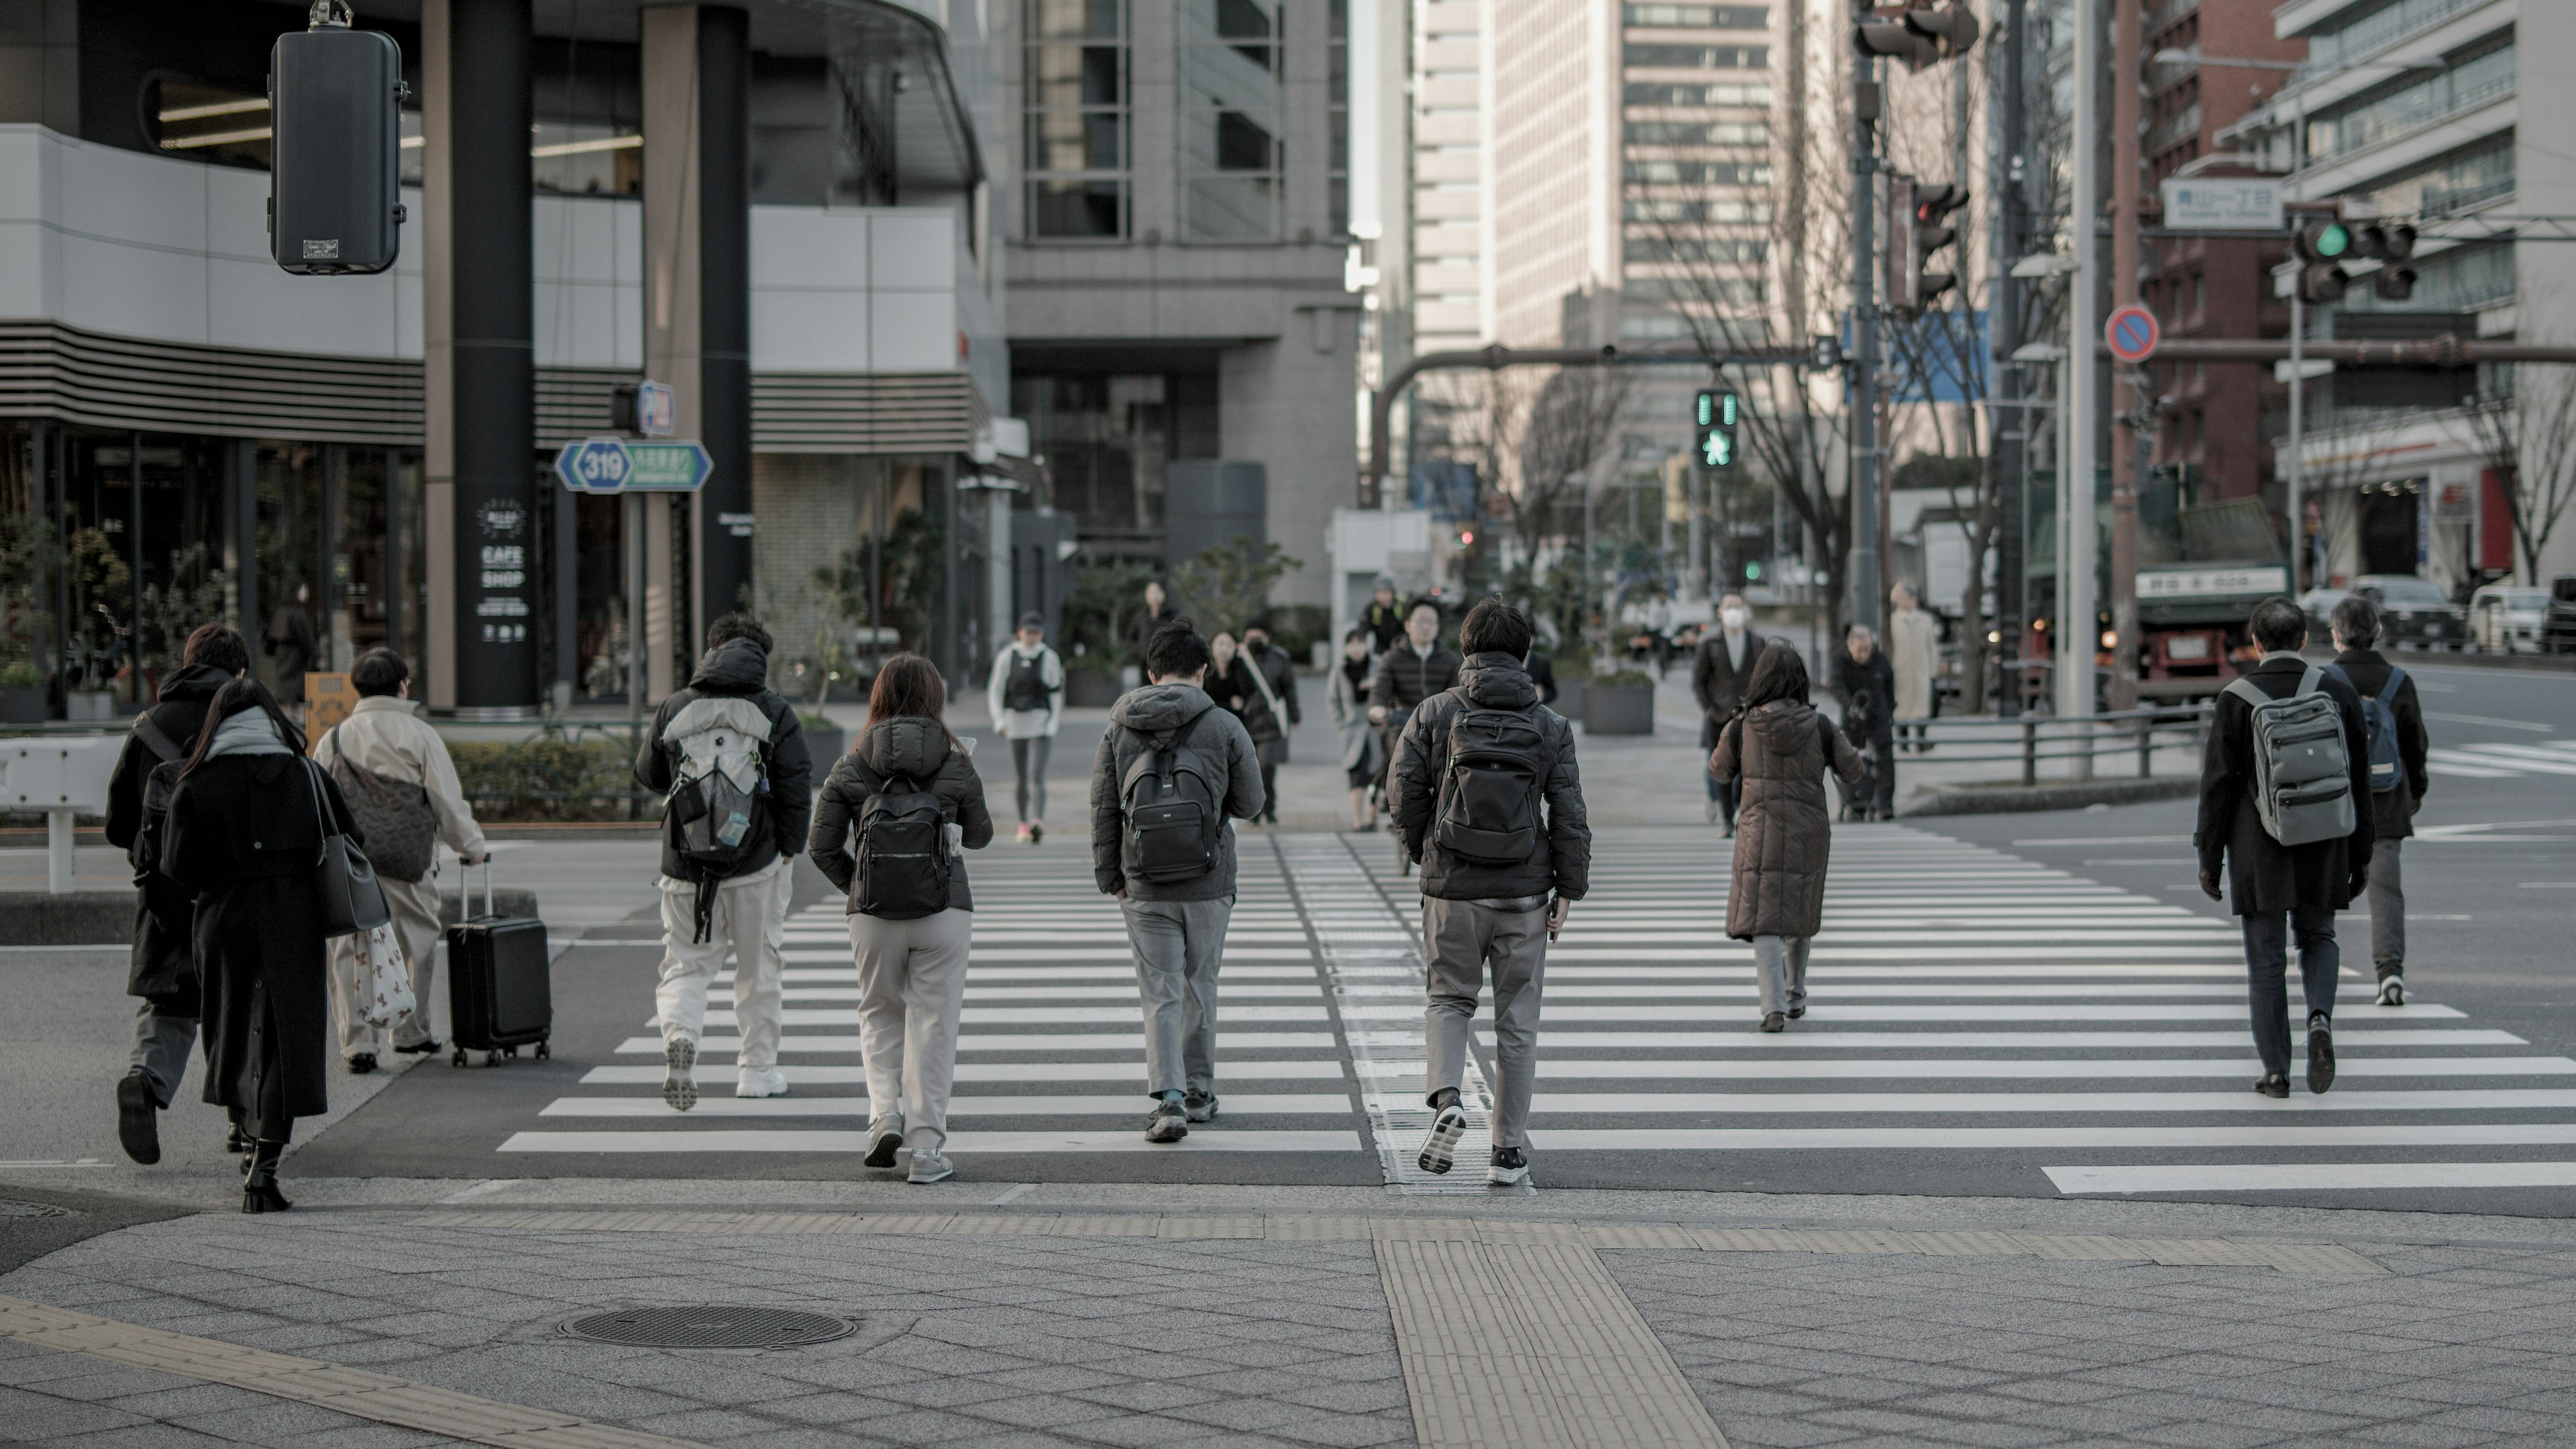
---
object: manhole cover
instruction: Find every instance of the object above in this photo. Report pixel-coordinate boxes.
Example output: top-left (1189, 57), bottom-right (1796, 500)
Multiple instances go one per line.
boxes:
top-left (561, 1307), bottom-right (856, 1349)
top-left (0, 1199), bottom-right (68, 1218)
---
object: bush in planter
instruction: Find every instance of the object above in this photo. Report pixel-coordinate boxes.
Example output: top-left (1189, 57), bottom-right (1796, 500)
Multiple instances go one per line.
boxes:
top-left (1584, 668), bottom-right (1657, 735)
top-left (452, 737), bottom-right (657, 822)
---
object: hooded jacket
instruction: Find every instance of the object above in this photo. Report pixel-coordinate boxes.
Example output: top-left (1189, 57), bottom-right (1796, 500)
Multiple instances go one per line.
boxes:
top-left (1088, 682), bottom-right (1265, 901)
top-left (634, 637), bottom-right (814, 885)
top-left (809, 716), bottom-right (994, 914)
top-left (1391, 653), bottom-right (1591, 903)
top-left (1709, 698), bottom-right (1867, 939)
top-left (105, 661), bottom-right (235, 1004)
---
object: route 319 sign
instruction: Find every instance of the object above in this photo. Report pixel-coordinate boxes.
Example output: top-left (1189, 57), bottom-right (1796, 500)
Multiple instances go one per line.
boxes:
top-left (553, 437), bottom-right (714, 494)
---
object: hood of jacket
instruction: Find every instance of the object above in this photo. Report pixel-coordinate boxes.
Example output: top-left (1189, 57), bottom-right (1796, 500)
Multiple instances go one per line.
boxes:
top-left (1110, 682), bottom-right (1216, 739)
top-left (688, 638), bottom-right (771, 696)
top-left (855, 716), bottom-right (952, 780)
top-left (1745, 698), bottom-right (1819, 749)
top-left (1458, 653), bottom-right (1540, 710)
top-left (155, 663), bottom-right (234, 703)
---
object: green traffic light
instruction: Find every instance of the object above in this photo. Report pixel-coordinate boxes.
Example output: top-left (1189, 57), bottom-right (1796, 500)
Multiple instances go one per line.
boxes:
top-left (2315, 223), bottom-right (2349, 258)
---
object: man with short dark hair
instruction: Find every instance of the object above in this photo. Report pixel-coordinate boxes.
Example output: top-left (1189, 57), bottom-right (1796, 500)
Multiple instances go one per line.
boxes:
top-left (1393, 598), bottom-right (1591, 1185)
top-left (313, 648), bottom-right (489, 1071)
top-left (1832, 625), bottom-right (1897, 820)
top-left (105, 623), bottom-right (246, 1163)
top-left (636, 612), bottom-right (814, 1108)
top-left (1693, 592), bottom-right (1758, 832)
top-left (1368, 600), bottom-right (1460, 814)
top-left (1362, 578), bottom-right (1405, 654)
top-left (1091, 619), bottom-right (1265, 1142)
top-left (2197, 596), bottom-right (2375, 1098)
top-left (987, 612), bottom-right (1065, 844)
top-left (2326, 594), bottom-right (2429, 1005)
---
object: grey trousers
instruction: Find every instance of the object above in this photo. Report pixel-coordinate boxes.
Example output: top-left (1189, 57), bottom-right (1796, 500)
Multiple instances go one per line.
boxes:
top-left (1423, 897), bottom-right (1548, 1151)
top-left (127, 1000), bottom-right (197, 1107)
top-left (1124, 894), bottom-right (1233, 1097)
top-left (2367, 838), bottom-right (2405, 979)
top-left (1010, 736), bottom-right (1051, 822)
top-left (1754, 934), bottom-right (1811, 1017)
top-left (849, 908), bottom-right (973, 1154)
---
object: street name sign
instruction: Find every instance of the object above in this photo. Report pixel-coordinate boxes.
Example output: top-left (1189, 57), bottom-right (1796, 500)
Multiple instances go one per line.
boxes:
top-left (553, 437), bottom-right (714, 494)
top-left (2160, 178), bottom-right (2284, 232)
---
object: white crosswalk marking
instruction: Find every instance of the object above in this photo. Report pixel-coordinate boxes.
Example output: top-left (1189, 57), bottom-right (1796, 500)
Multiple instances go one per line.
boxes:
top-left (2428, 737), bottom-right (2576, 778)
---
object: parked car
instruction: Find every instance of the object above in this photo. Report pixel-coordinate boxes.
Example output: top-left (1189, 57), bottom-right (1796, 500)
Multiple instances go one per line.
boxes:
top-left (2469, 585), bottom-right (2551, 653)
top-left (2352, 574), bottom-right (2467, 651)
top-left (2298, 587), bottom-right (2353, 648)
top-left (2548, 574), bottom-right (2576, 655)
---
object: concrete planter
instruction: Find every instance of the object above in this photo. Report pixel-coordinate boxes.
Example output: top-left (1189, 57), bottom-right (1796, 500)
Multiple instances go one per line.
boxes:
top-left (802, 724), bottom-right (847, 765)
top-left (1065, 670), bottom-right (1123, 707)
top-left (0, 686), bottom-right (44, 723)
top-left (1550, 680), bottom-right (1586, 719)
top-left (1584, 682), bottom-right (1654, 735)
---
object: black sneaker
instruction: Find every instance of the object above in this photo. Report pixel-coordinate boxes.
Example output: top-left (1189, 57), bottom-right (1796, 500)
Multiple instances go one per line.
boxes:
top-left (347, 1054), bottom-right (377, 1075)
top-left (1760, 1012), bottom-right (1786, 1033)
top-left (1144, 1101), bottom-right (1189, 1142)
top-left (1418, 1104), bottom-right (1468, 1175)
top-left (1488, 1146), bottom-right (1530, 1187)
top-left (2375, 976), bottom-right (2405, 1008)
top-left (393, 1038), bottom-right (443, 1055)
top-left (1028, 821), bottom-right (1044, 845)
top-left (1185, 1090), bottom-right (1219, 1124)
top-left (115, 1073), bottom-right (161, 1166)
top-left (2307, 1014), bottom-right (2336, 1095)
top-left (2254, 1073), bottom-right (2290, 1099)
top-left (1786, 1005), bottom-right (1805, 1020)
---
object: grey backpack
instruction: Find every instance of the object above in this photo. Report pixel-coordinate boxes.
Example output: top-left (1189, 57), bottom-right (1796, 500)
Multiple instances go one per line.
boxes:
top-left (2223, 665), bottom-right (2355, 847)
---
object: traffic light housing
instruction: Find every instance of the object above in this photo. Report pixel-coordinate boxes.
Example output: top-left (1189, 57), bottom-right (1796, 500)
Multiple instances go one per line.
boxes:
top-left (1888, 178), bottom-right (1968, 315)
top-left (2291, 220), bottom-right (2351, 305)
top-left (1856, 1), bottom-right (1981, 72)
top-left (2355, 221), bottom-right (2418, 303)
top-left (268, 2), bottom-right (407, 276)
top-left (1695, 389), bottom-right (1741, 471)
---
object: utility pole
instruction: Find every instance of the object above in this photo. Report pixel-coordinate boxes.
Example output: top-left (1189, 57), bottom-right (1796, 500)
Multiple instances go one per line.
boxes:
top-left (2106, 0), bottom-right (2142, 713)
top-left (1995, 0), bottom-right (2027, 716)
top-left (2060, 0), bottom-right (2098, 763)
top-left (1851, 5), bottom-right (1883, 637)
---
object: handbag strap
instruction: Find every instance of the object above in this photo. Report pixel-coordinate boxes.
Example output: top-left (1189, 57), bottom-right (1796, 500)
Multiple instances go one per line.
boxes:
top-left (303, 756), bottom-right (335, 866)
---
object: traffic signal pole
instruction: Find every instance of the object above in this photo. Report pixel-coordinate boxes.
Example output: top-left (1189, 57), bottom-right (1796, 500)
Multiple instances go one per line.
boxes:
top-left (2106, 0), bottom-right (2141, 713)
top-left (1851, 8), bottom-right (1883, 637)
top-left (2060, 0), bottom-right (2098, 758)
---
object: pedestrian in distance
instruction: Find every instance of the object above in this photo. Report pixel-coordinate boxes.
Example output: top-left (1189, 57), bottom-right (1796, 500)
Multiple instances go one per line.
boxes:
top-left (1832, 625), bottom-right (1897, 820)
top-left (1888, 584), bottom-right (1939, 753)
top-left (1242, 619), bottom-right (1301, 826)
top-left (809, 654), bottom-right (994, 1185)
top-left (158, 678), bottom-right (360, 1212)
top-left (105, 623), bottom-right (246, 1166)
top-left (1395, 598), bottom-right (1589, 1186)
top-left (1362, 577), bottom-right (1406, 655)
top-left (1090, 619), bottom-right (1265, 1142)
top-left (1327, 629), bottom-right (1381, 831)
top-left (313, 649), bottom-right (491, 1075)
top-left (264, 581), bottom-right (317, 710)
top-left (985, 612), bottom-right (1065, 845)
top-left (2322, 594), bottom-right (2429, 1006)
top-left (1709, 645), bottom-right (1868, 1032)
top-left (2196, 596), bottom-right (2375, 1099)
top-left (1124, 579), bottom-right (1179, 669)
top-left (1369, 599), bottom-right (1461, 833)
top-left (634, 613), bottom-right (814, 1112)
top-left (1693, 592), bottom-right (1758, 833)
top-left (1208, 629), bottom-right (1288, 827)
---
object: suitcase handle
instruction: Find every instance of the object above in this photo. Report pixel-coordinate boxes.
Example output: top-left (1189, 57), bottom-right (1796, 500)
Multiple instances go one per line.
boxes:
top-left (457, 854), bottom-right (494, 920)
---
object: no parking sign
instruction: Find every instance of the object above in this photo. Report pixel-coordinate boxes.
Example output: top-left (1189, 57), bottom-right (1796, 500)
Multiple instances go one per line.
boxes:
top-left (2105, 305), bottom-right (2160, 364)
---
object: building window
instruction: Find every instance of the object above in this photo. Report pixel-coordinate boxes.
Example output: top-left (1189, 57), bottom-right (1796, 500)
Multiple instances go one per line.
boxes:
top-left (1024, 0), bottom-right (1130, 239)
top-left (1623, 44), bottom-right (1769, 70)
top-left (1328, 0), bottom-right (1350, 235)
top-left (1623, 81), bottom-right (1773, 107)
top-left (1623, 120), bottom-right (1770, 146)
top-left (1181, 0), bottom-right (1285, 240)
top-left (1623, 5), bottom-right (1769, 28)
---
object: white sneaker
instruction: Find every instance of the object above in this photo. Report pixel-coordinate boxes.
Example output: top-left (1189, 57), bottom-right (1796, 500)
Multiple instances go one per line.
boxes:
top-left (2376, 976), bottom-right (2406, 1007)
top-left (908, 1149), bottom-right (954, 1184)
top-left (1417, 1104), bottom-right (1468, 1175)
top-left (735, 1067), bottom-right (790, 1099)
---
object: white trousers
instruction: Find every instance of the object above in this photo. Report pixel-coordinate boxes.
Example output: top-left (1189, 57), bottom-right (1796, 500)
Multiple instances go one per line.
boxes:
top-left (326, 873), bottom-right (443, 1059)
top-left (654, 861), bottom-right (792, 1071)
top-left (849, 908), bottom-right (974, 1153)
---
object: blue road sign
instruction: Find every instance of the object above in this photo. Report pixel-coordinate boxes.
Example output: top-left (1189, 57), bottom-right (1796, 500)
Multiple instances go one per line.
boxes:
top-left (553, 437), bottom-right (714, 493)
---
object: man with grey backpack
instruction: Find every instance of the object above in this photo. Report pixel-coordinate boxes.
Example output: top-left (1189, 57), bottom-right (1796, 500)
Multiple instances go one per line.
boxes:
top-left (2195, 597), bottom-right (2374, 1099)
top-left (313, 649), bottom-right (490, 1073)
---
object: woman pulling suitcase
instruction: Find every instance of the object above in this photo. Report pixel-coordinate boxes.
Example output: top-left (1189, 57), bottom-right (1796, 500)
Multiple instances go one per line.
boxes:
top-left (808, 654), bottom-right (994, 1184)
top-left (160, 678), bottom-right (360, 1212)
top-left (1708, 645), bottom-right (1868, 1032)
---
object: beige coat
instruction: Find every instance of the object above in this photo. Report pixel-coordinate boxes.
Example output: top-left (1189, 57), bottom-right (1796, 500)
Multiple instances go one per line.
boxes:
top-left (1709, 700), bottom-right (1866, 940)
top-left (1888, 606), bottom-right (1938, 721)
top-left (311, 695), bottom-right (488, 861)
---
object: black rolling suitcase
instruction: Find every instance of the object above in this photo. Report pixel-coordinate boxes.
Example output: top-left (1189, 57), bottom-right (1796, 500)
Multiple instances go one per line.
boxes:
top-left (445, 861), bottom-right (553, 1066)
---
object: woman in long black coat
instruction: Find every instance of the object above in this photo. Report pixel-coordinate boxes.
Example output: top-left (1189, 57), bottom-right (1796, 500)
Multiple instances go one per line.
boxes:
top-left (160, 678), bottom-right (359, 1212)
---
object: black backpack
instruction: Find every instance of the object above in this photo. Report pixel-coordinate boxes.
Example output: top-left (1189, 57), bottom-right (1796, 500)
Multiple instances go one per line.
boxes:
top-left (1003, 651), bottom-right (1051, 712)
top-left (1120, 709), bottom-right (1227, 884)
top-left (126, 713), bottom-right (189, 877)
top-left (855, 767), bottom-right (952, 919)
top-left (1430, 705), bottom-right (1548, 866)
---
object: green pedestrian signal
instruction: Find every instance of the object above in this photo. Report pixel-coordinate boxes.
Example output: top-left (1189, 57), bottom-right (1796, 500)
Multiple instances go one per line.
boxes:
top-left (1695, 388), bottom-right (1740, 470)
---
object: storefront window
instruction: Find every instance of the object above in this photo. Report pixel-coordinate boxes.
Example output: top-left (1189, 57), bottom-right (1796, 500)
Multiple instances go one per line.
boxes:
top-left (1012, 371), bottom-right (1219, 553)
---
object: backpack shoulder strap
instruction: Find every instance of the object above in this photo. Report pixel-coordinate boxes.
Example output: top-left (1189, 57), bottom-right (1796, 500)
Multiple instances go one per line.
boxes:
top-left (2296, 663), bottom-right (2326, 697)
top-left (131, 712), bottom-right (184, 764)
top-left (2221, 676), bottom-right (2271, 711)
top-left (2379, 664), bottom-right (2408, 703)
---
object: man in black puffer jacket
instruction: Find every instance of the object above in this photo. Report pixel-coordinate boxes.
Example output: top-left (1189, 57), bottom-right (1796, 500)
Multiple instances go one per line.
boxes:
top-left (103, 623), bottom-right (248, 1164)
top-left (634, 614), bottom-right (813, 1110)
top-left (1390, 598), bottom-right (1591, 1187)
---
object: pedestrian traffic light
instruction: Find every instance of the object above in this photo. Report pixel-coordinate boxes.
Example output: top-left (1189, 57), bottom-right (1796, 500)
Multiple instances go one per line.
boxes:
top-left (269, 1), bottom-right (407, 276)
top-left (1855, 1), bottom-right (1981, 72)
top-left (2291, 220), bottom-right (2351, 305)
top-left (1888, 179), bottom-right (1969, 315)
top-left (1696, 389), bottom-right (1741, 470)
top-left (2355, 221), bottom-right (2418, 303)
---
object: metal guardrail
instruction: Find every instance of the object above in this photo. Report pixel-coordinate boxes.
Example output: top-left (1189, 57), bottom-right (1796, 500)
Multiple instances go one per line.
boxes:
top-left (1908, 704), bottom-right (2213, 788)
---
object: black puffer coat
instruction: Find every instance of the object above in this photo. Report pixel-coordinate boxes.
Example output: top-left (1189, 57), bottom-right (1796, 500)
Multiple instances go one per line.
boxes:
top-left (809, 716), bottom-right (995, 914)
top-left (1391, 653), bottom-right (1592, 903)
top-left (104, 662), bottom-right (233, 1004)
top-left (633, 638), bottom-right (814, 883)
top-left (1088, 684), bottom-right (1265, 902)
top-left (1709, 700), bottom-right (1867, 939)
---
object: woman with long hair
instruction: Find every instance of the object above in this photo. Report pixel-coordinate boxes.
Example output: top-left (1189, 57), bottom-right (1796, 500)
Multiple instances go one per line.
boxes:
top-left (1707, 645), bottom-right (1868, 1032)
top-left (159, 677), bottom-right (361, 1210)
top-left (807, 654), bottom-right (994, 1183)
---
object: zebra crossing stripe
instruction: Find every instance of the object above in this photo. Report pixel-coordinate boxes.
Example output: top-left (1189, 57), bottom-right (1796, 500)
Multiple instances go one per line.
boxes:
top-left (498, 1130), bottom-right (1365, 1154)
top-left (1524, 1124), bottom-right (2576, 1150)
top-left (1537, 1056), bottom-right (2576, 1079)
top-left (580, 1062), bottom-right (1351, 1085)
top-left (611, 1032), bottom-right (1341, 1054)
top-left (2047, 1161), bottom-right (2576, 1193)
top-left (539, 1093), bottom-right (1354, 1117)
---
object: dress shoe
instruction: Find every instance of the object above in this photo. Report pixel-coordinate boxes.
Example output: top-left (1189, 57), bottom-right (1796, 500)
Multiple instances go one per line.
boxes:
top-left (1760, 1012), bottom-right (1786, 1033)
top-left (2306, 1014), bottom-right (2336, 1095)
top-left (2253, 1073), bottom-right (2290, 1099)
top-left (392, 1038), bottom-right (443, 1055)
top-left (241, 1140), bottom-right (292, 1214)
top-left (346, 1054), bottom-right (377, 1075)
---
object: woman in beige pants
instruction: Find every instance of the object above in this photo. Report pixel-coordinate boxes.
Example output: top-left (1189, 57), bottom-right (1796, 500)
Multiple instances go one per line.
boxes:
top-left (808, 655), bottom-right (994, 1183)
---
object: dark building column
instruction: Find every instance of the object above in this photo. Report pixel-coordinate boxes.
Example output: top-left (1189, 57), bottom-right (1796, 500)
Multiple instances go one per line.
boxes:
top-left (422, 0), bottom-right (537, 717)
top-left (642, 3), bottom-right (752, 694)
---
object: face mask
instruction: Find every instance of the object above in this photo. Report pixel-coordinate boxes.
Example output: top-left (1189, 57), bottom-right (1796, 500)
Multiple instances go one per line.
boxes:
top-left (1721, 608), bottom-right (1748, 630)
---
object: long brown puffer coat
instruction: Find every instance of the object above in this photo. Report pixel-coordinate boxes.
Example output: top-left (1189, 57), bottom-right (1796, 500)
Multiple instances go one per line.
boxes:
top-left (1709, 699), bottom-right (1866, 940)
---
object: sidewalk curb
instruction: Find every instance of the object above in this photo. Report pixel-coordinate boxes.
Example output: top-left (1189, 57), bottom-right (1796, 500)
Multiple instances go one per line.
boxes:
top-left (0, 890), bottom-right (135, 943)
top-left (1898, 775), bottom-right (2196, 816)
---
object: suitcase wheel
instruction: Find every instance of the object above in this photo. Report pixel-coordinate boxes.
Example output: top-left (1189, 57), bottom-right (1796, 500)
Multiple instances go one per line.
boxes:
top-left (504, 1046), bottom-right (518, 1061)
top-left (485, 1051), bottom-right (500, 1067)
top-left (535, 1041), bottom-right (551, 1060)
top-left (450, 1049), bottom-right (466, 1068)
